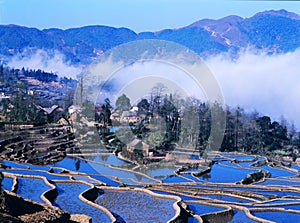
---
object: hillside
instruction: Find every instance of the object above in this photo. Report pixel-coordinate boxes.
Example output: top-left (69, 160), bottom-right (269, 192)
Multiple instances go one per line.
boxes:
top-left (0, 9), bottom-right (299, 64)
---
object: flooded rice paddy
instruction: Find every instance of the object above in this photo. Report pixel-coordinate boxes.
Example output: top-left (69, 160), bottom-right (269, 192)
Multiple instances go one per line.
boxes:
top-left (2, 151), bottom-right (300, 222)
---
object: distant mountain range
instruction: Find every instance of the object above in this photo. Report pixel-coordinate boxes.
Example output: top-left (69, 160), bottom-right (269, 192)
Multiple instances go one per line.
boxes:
top-left (0, 9), bottom-right (300, 64)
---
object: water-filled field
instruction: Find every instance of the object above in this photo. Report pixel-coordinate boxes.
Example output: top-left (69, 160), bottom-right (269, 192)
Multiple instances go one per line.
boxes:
top-left (186, 202), bottom-right (225, 215)
top-left (53, 182), bottom-right (112, 223)
top-left (16, 177), bottom-right (51, 203)
top-left (1, 176), bottom-right (13, 191)
top-left (251, 211), bottom-right (300, 223)
top-left (95, 189), bottom-right (176, 223)
top-left (2, 152), bottom-right (300, 223)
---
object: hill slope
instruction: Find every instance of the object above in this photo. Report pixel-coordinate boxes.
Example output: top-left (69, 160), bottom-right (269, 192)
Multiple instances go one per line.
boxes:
top-left (0, 9), bottom-right (299, 64)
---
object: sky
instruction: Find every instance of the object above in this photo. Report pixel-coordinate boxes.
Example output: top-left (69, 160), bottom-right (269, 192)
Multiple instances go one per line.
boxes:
top-left (0, 0), bottom-right (300, 32)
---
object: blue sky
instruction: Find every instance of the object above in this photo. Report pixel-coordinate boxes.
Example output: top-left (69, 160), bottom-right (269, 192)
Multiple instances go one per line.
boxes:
top-left (1, 0), bottom-right (300, 32)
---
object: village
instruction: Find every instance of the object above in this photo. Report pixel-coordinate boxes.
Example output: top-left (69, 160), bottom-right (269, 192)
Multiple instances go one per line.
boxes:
top-left (0, 65), bottom-right (299, 168)
top-left (89, 95), bottom-right (207, 167)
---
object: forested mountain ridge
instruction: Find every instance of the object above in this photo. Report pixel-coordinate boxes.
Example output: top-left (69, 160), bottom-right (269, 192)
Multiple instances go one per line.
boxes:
top-left (0, 9), bottom-right (299, 64)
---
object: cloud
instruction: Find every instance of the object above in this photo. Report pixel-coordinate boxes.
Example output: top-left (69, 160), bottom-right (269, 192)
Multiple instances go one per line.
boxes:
top-left (205, 48), bottom-right (300, 128)
top-left (99, 60), bottom-right (208, 104)
top-left (6, 49), bottom-right (83, 79)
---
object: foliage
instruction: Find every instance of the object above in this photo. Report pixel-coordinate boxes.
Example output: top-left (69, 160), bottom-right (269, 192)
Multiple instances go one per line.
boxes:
top-left (82, 100), bottom-right (95, 120)
top-left (95, 98), bottom-right (112, 126)
top-left (137, 99), bottom-right (150, 114)
top-left (157, 96), bottom-right (181, 143)
top-left (131, 92), bottom-right (297, 158)
top-left (145, 131), bottom-right (164, 147)
top-left (132, 94), bottom-right (181, 152)
top-left (115, 94), bottom-right (131, 113)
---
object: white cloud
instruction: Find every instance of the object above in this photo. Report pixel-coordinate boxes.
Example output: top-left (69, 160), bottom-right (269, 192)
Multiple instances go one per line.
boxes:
top-left (7, 49), bottom-right (83, 79)
top-left (205, 48), bottom-right (300, 128)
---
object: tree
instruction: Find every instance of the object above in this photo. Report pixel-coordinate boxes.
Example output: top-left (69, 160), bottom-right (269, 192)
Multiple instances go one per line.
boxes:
top-left (268, 121), bottom-right (288, 151)
top-left (82, 100), bottom-right (95, 120)
top-left (242, 119), bottom-right (261, 153)
top-left (256, 116), bottom-right (272, 148)
top-left (96, 98), bottom-right (112, 126)
top-left (7, 82), bottom-right (43, 123)
top-left (137, 98), bottom-right (150, 114)
top-left (292, 153), bottom-right (297, 162)
top-left (146, 131), bottom-right (164, 147)
top-left (115, 94), bottom-right (131, 113)
top-left (197, 101), bottom-right (211, 151)
top-left (286, 122), bottom-right (297, 143)
top-left (149, 84), bottom-right (167, 113)
top-left (158, 96), bottom-right (181, 147)
top-left (180, 97), bottom-right (205, 149)
top-left (102, 98), bottom-right (112, 126)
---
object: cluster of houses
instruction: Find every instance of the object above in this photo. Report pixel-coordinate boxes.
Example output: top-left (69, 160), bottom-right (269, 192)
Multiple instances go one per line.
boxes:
top-left (109, 106), bottom-right (140, 124)
top-left (93, 105), bottom-right (155, 160)
top-left (0, 71), bottom-right (76, 124)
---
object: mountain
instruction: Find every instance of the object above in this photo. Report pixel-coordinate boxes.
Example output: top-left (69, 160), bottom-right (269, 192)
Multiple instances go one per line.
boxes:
top-left (0, 9), bottom-right (299, 64)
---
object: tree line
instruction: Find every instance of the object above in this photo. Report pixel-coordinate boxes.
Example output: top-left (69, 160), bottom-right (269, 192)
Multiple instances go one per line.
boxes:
top-left (113, 88), bottom-right (300, 159)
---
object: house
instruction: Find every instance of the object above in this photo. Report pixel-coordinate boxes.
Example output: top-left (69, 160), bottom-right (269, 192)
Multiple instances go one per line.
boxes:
top-left (126, 138), bottom-right (149, 157)
top-left (37, 105), bottom-right (59, 114)
top-left (68, 113), bottom-right (78, 124)
top-left (58, 117), bottom-right (69, 125)
top-left (80, 116), bottom-right (95, 128)
top-left (110, 112), bottom-right (121, 122)
top-left (68, 105), bottom-right (82, 115)
top-left (0, 92), bottom-right (10, 100)
top-left (121, 110), bottom-right (140, 123)
top-left (131, 106), bottom-right (138, 112)
top-left (36, 105), bottom-right (64, 123)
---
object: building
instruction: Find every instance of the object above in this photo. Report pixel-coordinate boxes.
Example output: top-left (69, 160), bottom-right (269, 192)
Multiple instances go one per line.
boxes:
top-left (36, 105), bottom-right (64, 123)
top-left (110, 112), bottom-right (121, 122)
top-left (121, 110), bottom-right (140, 123)
top-left (68, 105), bottom-right (82, 115)
top-left (126, 138), bottom-right (149, 157)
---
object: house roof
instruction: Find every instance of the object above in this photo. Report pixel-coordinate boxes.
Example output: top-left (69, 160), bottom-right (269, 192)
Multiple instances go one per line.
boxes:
top-left (37, 105), bottom-right (59, 115)
top-left (68, 113), bottom-right (77, 122)
top-left (121, 110), bottom-right (137, 117)
top-left (111, 112), bottom-right (120, 117)
top-left (68, 105), bottom-right (82, 114)
top-left (58, 118), bottom-right (68, 125)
